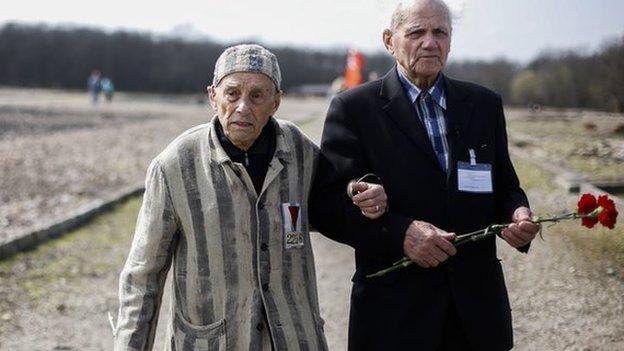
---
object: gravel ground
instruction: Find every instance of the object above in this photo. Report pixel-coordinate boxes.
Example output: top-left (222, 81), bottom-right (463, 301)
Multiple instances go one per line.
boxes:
top-left (0, 88), bottom-right (622, 350)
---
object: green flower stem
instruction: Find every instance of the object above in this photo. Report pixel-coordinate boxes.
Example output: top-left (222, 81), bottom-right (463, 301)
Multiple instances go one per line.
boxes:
top-left (392, 257), bottom-right (411, 266)
top-left (367, 209), bottom-right (603, 279)
top-left (455, 230), bottom-right (498, 247)
top-left (366, 259), bottom-right (413, 278)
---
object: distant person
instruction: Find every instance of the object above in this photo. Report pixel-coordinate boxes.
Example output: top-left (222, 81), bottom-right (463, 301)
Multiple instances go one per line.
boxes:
top-left (87, 70), bottom-right (102, 105)
top-left (343, 48), bottom-right (364, 89)
top-left (101, 77), bottom-right (115, 102)
top-left (114, 44), bottom-right (387, 350)
top-left (310, 0), bottom-right (540, 350)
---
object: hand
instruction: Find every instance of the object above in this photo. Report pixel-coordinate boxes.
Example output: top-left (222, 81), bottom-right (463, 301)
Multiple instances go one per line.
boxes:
top-left (403, 221), bottom-right (456, 268)
top-left (501, 206), bottom-right (540, 248)
top-left (351, 182), bottom-right (388, 219)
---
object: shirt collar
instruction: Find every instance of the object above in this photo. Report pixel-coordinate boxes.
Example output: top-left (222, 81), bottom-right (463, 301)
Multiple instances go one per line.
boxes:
top-left (396, 66), bottom-right (447, 110)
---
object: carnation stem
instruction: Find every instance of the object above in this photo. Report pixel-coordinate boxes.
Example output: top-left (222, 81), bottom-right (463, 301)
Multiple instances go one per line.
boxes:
top-left (392, 257), bottom-right (410, 266)
top-left (366, 259), bottom-right (413, 278)
top-left (367, 209), bottom-right (604, 279)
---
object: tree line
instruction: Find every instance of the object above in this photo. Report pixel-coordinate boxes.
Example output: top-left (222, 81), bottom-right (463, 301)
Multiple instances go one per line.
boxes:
top-left (0, 23), bottom-right (622, 112)
top-left (0, 23), bottom-right (391, 94)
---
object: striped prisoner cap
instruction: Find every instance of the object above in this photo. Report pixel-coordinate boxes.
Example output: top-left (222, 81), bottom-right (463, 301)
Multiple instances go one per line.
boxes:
top-left (212, 44), bottom-right (282, 90)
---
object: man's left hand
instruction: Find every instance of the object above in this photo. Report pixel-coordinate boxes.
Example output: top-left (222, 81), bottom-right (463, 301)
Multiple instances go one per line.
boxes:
top-left (351, 182), bottom-right (388, 219)
top-left (501, 206), bottom-right (540, 248)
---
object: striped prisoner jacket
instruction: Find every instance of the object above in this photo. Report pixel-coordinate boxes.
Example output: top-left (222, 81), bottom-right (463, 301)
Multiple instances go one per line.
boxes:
top-left (115, 117), bottom-right (328, 351)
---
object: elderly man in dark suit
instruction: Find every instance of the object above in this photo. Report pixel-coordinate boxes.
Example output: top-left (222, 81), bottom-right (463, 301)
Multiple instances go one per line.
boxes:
top-left (310, 0), bottom-right (540, 350)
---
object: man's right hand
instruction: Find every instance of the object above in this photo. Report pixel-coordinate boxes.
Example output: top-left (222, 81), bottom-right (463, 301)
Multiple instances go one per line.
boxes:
top-left (403, 221), bottom-right (457, 268)
top-left (350, 181), bottom-right (388, 219)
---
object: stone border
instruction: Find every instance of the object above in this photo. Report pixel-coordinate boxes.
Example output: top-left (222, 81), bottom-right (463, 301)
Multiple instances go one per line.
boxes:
top-left (0, 184), bottom-right (145, 260)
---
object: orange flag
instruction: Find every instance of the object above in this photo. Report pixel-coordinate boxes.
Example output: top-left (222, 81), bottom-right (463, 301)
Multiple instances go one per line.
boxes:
top-left (344, 48), bottom-right (364, 89)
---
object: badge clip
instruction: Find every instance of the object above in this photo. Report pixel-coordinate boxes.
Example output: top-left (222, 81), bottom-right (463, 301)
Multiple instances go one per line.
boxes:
top-left (468, 149), bottom-right (476, 166)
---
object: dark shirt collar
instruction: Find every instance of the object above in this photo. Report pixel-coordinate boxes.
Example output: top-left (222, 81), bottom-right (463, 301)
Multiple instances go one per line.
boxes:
top-left (215, 117), bottom-right (276, 195)
top-left (215, 118), bottom-right (275, 158)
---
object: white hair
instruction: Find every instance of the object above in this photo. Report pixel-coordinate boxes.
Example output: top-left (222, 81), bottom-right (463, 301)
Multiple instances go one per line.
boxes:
top-left (377, 0), bottom-right (465, 32)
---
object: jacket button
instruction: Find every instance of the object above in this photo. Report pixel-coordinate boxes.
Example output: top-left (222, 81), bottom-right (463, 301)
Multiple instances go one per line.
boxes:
top-left (262, 283), bottom-right (269, 291)
top-left (261, 243), bottom-right (268, 251)
top-left (256, 322), bottom-right (264, 331)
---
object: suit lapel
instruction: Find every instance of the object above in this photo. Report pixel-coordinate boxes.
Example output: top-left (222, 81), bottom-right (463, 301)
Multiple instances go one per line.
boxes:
top-left (444, 75), bottom-right (474, 175)
top-left (380, 68), bottom-right (439, 168)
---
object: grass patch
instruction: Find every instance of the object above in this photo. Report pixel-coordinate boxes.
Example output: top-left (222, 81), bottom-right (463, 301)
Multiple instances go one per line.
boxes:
top-left (0, 197), bottom-right (141, 311)
top-left (513, 156), bottom-right (558, 193)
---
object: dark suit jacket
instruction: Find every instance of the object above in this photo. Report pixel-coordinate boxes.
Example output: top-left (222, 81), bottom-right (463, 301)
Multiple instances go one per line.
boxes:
top-left (309, 68), bottom-right (530, 351)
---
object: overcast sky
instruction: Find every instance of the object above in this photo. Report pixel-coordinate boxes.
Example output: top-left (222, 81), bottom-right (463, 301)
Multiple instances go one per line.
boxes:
top-left (2, 0), bottom-right (623, 62)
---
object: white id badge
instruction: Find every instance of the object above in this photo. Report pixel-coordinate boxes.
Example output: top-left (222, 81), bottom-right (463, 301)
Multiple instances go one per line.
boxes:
top-left (281, 202), bottom-right (304, 249)
top-left (457, 161), bottom-right (493, 193)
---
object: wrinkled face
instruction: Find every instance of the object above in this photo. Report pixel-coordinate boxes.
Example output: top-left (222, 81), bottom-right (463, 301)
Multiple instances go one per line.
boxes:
top-left (383, 1), bottom-right (451, 87)
top-left (208, 72), bottom-right (281, 150)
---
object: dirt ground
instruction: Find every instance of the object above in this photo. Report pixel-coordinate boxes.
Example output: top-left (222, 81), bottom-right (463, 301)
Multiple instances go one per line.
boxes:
top-left (0, 88), bottom-right (623, 350)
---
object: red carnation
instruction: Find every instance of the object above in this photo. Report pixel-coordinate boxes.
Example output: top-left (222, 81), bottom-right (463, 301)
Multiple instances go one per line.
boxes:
top-left (597, 195), bottom-right (618, 229)
top-left (577, 193), bottom-right (598, 214)
top-left (581, 216), bottom-right (599, 229)
top-left (577, 193), bottom-right (599, 228)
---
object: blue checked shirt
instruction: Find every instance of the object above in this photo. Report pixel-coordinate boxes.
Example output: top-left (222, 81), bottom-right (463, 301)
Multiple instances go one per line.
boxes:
top-left (397, 68), bottom-right (450, 172)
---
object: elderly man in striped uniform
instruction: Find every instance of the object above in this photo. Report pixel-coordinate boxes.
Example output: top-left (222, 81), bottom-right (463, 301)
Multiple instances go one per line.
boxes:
top-left (114, 44), bottom-right (388, 350)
